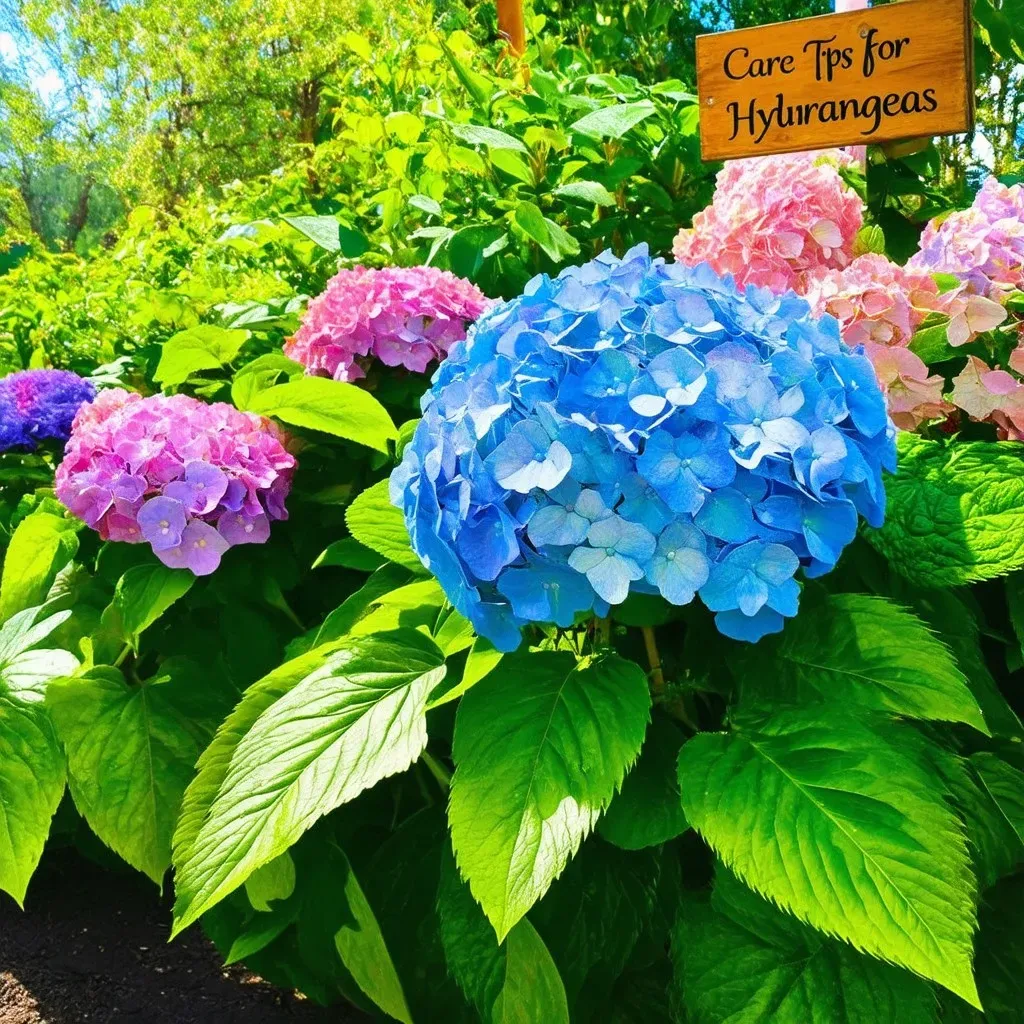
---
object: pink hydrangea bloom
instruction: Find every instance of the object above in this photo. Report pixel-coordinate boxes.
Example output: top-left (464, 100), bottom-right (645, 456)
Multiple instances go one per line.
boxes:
top-left (285, 265), bottom-right (491, 383)
top-left (931, 286), bottom-right (1008, 347)
top-left (862, 343), bottom-right (953, 431)
top-left (909, 178), bottom-right (1024, 299)
top-left (805, 254), bottom-right (938, 347)
top-left (55, 389), bottom-right (295, 576)
top-left (672, 150), bottom-right (863, 292)
top-left (951, 355), bottom-right (1024, 440)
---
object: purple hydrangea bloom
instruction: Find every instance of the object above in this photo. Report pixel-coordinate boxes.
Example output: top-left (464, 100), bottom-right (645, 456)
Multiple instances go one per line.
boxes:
top-left (0, 369), bottom-right (96, 453)
top-left (391, 245), bottom-right (895, 649)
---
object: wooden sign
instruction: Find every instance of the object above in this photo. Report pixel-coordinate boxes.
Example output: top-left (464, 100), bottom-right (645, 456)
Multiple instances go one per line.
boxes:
top-left (696, 0), bottom-right (973, 161)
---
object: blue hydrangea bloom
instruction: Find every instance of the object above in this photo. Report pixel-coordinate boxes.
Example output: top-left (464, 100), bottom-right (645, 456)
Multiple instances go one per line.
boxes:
top-left (391, 245), bottom-right (895, 649)
top-left (0, 369), bottom-right (96, 453)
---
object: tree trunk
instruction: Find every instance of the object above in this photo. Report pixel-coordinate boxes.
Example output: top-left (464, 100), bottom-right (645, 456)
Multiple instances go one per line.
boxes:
top-left (64, 175), bottom-right (95, 252)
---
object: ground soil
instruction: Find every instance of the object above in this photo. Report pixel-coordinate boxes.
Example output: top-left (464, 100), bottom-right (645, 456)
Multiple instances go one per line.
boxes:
top-left (0, 849), bottom-right (359, 1024)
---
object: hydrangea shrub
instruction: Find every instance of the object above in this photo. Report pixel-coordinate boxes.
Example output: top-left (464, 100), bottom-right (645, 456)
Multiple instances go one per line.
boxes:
top-left (0, 369), bottom-right (96, 452)
top-left (285, 265), bottom-right (491, 382)
top-left (392, 245), bottom-right (894, 647)
top-left (55, 389), bottom-right (295, 575)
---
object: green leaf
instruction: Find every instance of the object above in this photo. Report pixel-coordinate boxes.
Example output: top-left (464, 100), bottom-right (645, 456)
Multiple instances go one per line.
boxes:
top-left (248, 377), bottom-right (396, 452)
top-left (971, 752), bottom-right (1024, 845)
top-left (678, 707), bottom-right (980, 1006)
top-left (172, 641), bottom-right (359, 900)
top-left (450, 652), bottom-right (650, 939)
top-left (171, 629), bottom-right (445, 934)
top-left (245, 851), bottom-right (296, 911)
top-left (47, 664), bottom-right (216, 884)
top-left (313, 537), bottom-right (385, 572)
top-left (450, 123), bottom-right (528, 153)
top-left (0, 606), bottom-right (75, 903)
top-left (427, 637), bottom-right (502, 710)
top-left (673, 866), bottom-right (939, 1023)
top-left (970, 874), bottom-right (1024, 1020)
top-left (553, 181), bottom-right (617, 206)
top-left (570, 101), bottom-right (657, 139)
top-left (737, 593), bottom-right (987, 732)
top-left (231, 353), bottom-right (303, 411)
top-left (512, 201), bottom-right (580, 262)
top-left (282, 215), bottom-right (341, 251)
top-left (332, 841), bottom-right (413, 1024)
top-left (104, 564), bottom-right (194, 652)
top-left (868, 435), bottom-right (1024, 587)
top-left (598, 715), bottom-right (688, 850)
top-left (853, 223), bottom-right (887, 257)
top-left (154, 325), bottom-right (249, 386)
top-left (531, 839), bottom-right (660, 1015)
top-left (345, 480), bottom-right (423, 572)
top-left (438, 845), bottom-right (569, 1024)
top-left (0, 510), bottom-right (80, 622)
top-left (909, 319), bottom-right (957, 364)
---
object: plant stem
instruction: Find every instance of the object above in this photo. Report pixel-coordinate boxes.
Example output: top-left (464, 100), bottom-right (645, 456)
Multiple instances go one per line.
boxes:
top-left (421, 750), bottom-right (452, 793)
top-left (641, 626), bottom-right (665, 696)
top-left (113, 644), bottom-right (132, 669)
top-left (595, 615), bottom-right (612, 649)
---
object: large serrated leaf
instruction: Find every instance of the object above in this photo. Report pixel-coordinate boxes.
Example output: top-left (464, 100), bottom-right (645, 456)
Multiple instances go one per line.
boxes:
top-left (0, 606), bottom-right (75, 903)
top-left (673, 866), bottom-right (939, 1023)
top-left (868, 435), bottom-right (1024, 586)
top-left (971, 752), bottom-right (1024, 844)
top-left (347, 480), bottom-right (424, 571)
top-left (677, 708), bottom-right (980, 1006)
top-left (171, 629), bottom-right (445, 934)
top-left (598, 714), bottom-right (688, 850)
top-left (449, 652), bottom-right (650, 940)
top-left (48, 662), bottom-right (220, 884)
top-left (737, 593), bottom-right (987, 732)
top-left (437, 844), bottom-right (569, 1024)
top-left (248, 376), bottom-right (396, 453)
top-left (0, 510), bottom-right (79, 621)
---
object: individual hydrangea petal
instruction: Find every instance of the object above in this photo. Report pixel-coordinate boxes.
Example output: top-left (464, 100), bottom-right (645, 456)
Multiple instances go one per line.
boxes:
top-left (951, 355), bottom-right (1024, 440)
top-left (55, 389), bottom-right (295, 576)
top-left (285, 265), bottom-right (491, 382)
top-left (137, 496), bottom-right (187, 551)
top-left (391, 246), bottom-right (894, 648)
top-left (646, 523), bottom-right (709, 604)
top-left (0, 369), bottom-right (96, 453)
top-left (157, 521), bottom-right (230, 576)
top-left (672, 151), bottom-right (863, 292)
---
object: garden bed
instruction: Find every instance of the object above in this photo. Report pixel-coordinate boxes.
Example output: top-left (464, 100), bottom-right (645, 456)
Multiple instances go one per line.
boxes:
top-left (0, 850), bottom-right (355, 1024)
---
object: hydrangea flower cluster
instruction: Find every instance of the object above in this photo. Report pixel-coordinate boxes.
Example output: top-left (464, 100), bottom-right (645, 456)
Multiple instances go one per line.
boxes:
top-left (391, 245), bottom-right (894, 648)
top-left (909, 178), bottom-right (1024, 299)
top-left (55, 389), bottom-right (295, 575)
top-left (672, 151), bottom-right (863, 293)
top-left (804, 254), bottom-right (952, 429)
top-left (951, 349), bottom-right (1024, 441)
top-left (285, 265), bottom-right (491, 382)
top-left (0, 369), bottom-right (96, 453)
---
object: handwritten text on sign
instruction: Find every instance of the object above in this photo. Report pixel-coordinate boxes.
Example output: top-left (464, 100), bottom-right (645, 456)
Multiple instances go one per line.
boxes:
top-left (696, 0), bottom-right (973, 160)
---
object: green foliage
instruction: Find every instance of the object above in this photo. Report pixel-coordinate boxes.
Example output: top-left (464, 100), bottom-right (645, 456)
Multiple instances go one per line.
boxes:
top-left (0, 606), bottom-right (76, 903)
top-left (48, 662), bottom-right (222, 883)
top-left (449, 651), bottom-right (650, 939)
top-left (0, 4), bottom-right (1022, 1022)
top-left (678, 707), bottom-right (980, 1005)
top-left (171, 629), bottom-right (445, 933)
top-left (674, 867), bottom-right (938, 1023)
top-left (869, 434), bottom-right (1024, 587)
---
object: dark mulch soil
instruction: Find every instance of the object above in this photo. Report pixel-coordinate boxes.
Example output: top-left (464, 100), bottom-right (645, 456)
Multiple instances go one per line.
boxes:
top-left (0, 850), bottom-right (356, 1024)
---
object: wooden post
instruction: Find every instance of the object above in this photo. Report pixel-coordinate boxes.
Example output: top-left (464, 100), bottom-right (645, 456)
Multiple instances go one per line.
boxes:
top-left (497, 0), bottom-right (526, 57)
